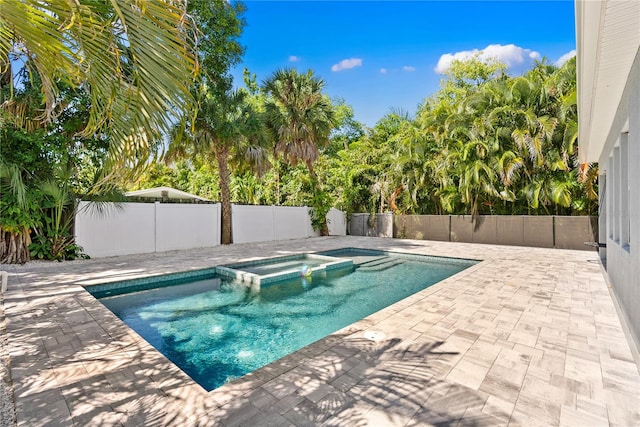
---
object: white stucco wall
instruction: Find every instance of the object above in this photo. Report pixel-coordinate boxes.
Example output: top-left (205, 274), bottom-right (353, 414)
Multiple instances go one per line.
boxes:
top-left (599, 51), bottom-right (640, 351)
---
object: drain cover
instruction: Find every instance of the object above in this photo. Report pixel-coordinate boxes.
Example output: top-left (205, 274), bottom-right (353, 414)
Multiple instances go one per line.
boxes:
top-left (362, 330), bottom-right (386, 342)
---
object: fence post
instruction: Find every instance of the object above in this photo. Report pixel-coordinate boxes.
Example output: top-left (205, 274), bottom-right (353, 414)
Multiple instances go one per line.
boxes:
top-left (154, 201), bottom-right (159, 253)
top-left (1, 271), bottom-right (7, 294)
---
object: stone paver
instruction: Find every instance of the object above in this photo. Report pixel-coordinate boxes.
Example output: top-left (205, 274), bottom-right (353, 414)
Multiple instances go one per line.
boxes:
top-left (2, 236), bottom-right (639, 426)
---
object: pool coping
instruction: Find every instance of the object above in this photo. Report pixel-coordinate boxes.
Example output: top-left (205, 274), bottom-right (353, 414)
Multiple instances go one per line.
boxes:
top-left (3, 236), bottom-right (639, 426)
top-left (85, 247), bottom-right (478, 295)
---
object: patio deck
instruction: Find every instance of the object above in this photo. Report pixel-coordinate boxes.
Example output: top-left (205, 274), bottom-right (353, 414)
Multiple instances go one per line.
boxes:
top-left (2, 236), bottom-right (639, 426)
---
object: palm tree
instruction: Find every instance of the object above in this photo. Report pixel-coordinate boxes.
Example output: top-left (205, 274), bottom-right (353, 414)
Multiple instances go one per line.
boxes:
top-left (263, 69), bottom-right (335, 233)
top-left (171, 86), bottom-right (270, 244)
top-left (263, 69), bottom-right (335, 185)
top-left (0, 159), bottom-right (35, 264)
top-left (1, 0), bottom-right (197, 171)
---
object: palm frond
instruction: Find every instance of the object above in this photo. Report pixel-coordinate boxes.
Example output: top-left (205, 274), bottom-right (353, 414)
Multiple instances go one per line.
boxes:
top-left (2, 0), bottom-right (198, 167)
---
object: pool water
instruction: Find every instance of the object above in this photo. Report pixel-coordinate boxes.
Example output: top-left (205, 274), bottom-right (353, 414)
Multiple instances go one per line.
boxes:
top-left (94, 250), bottom-right (475, 391)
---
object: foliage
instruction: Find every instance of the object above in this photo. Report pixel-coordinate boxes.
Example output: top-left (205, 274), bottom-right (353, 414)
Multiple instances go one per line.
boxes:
top-left (322, 56), bottom-right (595, 218)
top-left (126, 56), bottom-right (595, 226)
top-left (0, 162), bottom-right (40, 263)
top-left (308, 187), bottom-right (332, 232)
top-left (1, 0), bottom-right (198, 176)
top-left (263, 68), bottom-right (336, 233)
top-left (30, 164), bottom-right (88, 261)
top-left (263, 68), bottom-right (336, 177)
top-left (187, 0), bottom-right (247, 93)
top-left (0, 60), bottom-right (103, 262)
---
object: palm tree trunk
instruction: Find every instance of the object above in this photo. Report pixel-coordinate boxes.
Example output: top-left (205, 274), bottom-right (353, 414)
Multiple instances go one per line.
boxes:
top-left (0, 228), bottom-right (30, 264)
top-left (215, 144), bottom-right (233, 245)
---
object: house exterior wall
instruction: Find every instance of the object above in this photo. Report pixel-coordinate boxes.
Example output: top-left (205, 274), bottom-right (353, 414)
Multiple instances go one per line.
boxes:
top-left (599, 50), bottom-right (640, 350)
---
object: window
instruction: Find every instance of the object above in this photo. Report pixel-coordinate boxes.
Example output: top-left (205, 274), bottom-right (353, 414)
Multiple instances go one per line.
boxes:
top-left (620, 133), bottom-right (630, 249)
top-left (612, 147), bottom-right (620, 243)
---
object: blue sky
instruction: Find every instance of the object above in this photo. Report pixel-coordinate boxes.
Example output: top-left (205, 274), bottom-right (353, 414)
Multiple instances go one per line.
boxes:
top-left (232, 1), bottom-right (577, 127)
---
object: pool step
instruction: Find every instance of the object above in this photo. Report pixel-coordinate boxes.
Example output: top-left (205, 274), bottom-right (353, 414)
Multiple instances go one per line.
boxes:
top-left (356, 256), bottom-right (391, 267)
top-left (351, 255), bottom-right (388, 266)
top-left (357, 257), bottom-right (404, 272)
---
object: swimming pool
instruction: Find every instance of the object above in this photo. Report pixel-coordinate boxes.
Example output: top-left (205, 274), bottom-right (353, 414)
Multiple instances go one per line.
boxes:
top-left (88, 249), bottom-right (476, 391)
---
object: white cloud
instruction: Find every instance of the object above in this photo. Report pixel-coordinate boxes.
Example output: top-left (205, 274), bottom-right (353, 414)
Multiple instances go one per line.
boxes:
top-left (554, 50), bottom-right (576, 67)
top-left (288, 55), bottom-right (301, 62)
top-left (435, 44), bottom-right (541, 74)
top-left (331, 58), bottom-right (363, 72)
top-left (380, 68), bottom-right (388, 74)
top-left (403, 66), bottom-right (416, 72)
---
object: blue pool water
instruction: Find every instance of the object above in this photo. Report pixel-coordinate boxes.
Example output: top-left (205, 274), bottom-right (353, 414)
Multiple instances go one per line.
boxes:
top-left (93, 249), bottom-right (476, 391)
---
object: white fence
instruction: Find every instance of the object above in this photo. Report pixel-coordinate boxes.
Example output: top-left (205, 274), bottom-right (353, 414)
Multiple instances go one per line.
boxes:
top-left (75, 202), bottom-right (347, 258)
top-left (327, 208), bottom-right (347, 236)
top-left (75, 201), bottom-right (221, 258)
top-left (231, 205), bottom-right (318, 244)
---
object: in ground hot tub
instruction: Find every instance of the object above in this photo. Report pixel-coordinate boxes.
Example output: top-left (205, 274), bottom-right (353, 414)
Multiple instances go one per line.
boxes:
top-left (215, 253), bottom-right (353, 286)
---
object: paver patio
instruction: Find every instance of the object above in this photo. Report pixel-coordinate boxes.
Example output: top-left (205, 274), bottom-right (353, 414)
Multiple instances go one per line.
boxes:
top-left (2, 236), bottom-right (639, 426)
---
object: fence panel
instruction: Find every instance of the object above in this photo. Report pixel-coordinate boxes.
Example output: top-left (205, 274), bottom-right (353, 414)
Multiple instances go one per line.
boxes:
top-left (472, 216), bottom-right (497, 244)
top-left (274, 206), bottom-right (316, 240)
top-left (394, 215), bottom-right (450, 241)
top-left (349, 214), bottom-right (367, 236)
top-left (327, 208), bottom-right (347, 236)
top-left (231, 205), bottom-right (276, 244)
top-left (355, 213), bottom-right (597, 250)
top-left (232, 205), bottom-right (322, 244)
top-left (450, 216), bottom-right (474, 242)
top-left (75, 202), bottom-right (157, 257)
top-left (348, 213), bottom-right (392, 237)
top-left (77, 202), bottom-right (343, 257)
top-left (522, 216), bottom-right (554, 248)
top-left (554, 216), bottom-right (597, 250)
top-left (156, 203), bottom-right (220, 252)
top-left (495, 216), bottom-right (525, 246)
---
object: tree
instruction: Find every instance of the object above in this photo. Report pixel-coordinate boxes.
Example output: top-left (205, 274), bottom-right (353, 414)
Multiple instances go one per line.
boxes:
top-left (327, 98), bottom-right (365, 154)
top-left (166, 0), bottom-right (262, 245)
top-left (336, 56), bottom-right (592, 218)
top-left (263, 69), bottom-right (335, 233)
top-left (0, 73), bottom-right (100, 263)
top-left (172, 87), bottom-right (270, 244)
top-left (0, 160), bottom-right (38, 264)
top-left (187, 0), bottom-right (247, 93)
top-left (1, 0), bottom-right (198, 173)
top-left (263, 69), bottom-right (335, 184)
